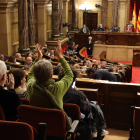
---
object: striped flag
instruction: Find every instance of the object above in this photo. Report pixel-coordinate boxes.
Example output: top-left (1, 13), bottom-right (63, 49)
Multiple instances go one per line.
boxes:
top-left (132, 2), bottom-right (137, 32)
top-left (137, 10), bottom-right (140, 33)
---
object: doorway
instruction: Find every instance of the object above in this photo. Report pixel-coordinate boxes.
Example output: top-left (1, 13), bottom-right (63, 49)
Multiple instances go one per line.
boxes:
top-left (83, 13), bottom-right (98, 32)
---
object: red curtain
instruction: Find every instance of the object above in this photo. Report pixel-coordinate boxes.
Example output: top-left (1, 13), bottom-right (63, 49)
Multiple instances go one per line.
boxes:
top-left (129, 0), bottom-right (140, 23)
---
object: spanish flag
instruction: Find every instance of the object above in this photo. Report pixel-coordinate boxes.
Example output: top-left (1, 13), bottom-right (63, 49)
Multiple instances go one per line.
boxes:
top-left (132, 2), bottom-right (137, 32)
top-left (137, 10), bottom-right (140, 33)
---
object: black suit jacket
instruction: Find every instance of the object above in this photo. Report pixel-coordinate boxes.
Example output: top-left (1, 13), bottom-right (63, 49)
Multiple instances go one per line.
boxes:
top-left (87, 40), bottom-right (94, 55)
top-left (93, 70), bottom-right (117, 82)
top-left (0, 86), bottom-right (22, 121)
top-left (80, 27), bottom-right (90, 33)
top-left (96, 27), bottom-right (105, 31)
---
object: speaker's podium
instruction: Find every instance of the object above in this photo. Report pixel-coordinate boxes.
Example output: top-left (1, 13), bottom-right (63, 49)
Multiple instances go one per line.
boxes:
top-left (133, 49), bottom-right (140, 67)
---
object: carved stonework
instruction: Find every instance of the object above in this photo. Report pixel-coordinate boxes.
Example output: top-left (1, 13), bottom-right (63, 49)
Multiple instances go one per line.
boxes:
top-left (52, 0), bottom-right (60, 37)
top-left (72, 0), bottom-right (78, 30)
top-left (27, 0), bottom-right (35, 50)
top-left (112, 0), bottom-right (119, 27)
top-left (101, 0), bottom-right (108, 27)
top-left (59, 0), bottom-right (63, 35)
top-left (18, 0), bottom-right (29, 50)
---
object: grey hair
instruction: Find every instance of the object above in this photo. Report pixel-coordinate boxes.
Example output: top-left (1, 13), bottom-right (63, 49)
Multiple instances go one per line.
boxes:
top-left (33, 60), bottom-right (53, 82)
top-left (0, 60), bottom-right (7, 81)
top-left (101, 61), bottom-right (107, 64)
top-left (88, 36), bottom-right (92, 39)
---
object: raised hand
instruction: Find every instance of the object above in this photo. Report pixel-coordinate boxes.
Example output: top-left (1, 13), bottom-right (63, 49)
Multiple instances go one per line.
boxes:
top-left (54, 40), bottom-right (63, 59)
top-left (6, 74), bottom-right (15, 90)
top-left (36, 43), bottom-right (43, 60)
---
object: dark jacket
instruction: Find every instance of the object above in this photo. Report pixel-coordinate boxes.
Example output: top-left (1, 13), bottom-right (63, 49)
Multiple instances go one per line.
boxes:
top-left (93, 70), bottom-right (117, 82)
top-left (63, 86), bottom-right (91, 116)
top-left (0, 86), bottom-right (22, 121)
top-left (96, 27), bottom-right (105, 31)
top-left (87, 40), bottom-right (94, 55)
top-left (80, 27), bottom-right (90, 33)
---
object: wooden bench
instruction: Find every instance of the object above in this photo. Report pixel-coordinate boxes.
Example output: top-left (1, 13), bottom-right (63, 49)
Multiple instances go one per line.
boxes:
top-left (77, 88), bottom-right (98, 102)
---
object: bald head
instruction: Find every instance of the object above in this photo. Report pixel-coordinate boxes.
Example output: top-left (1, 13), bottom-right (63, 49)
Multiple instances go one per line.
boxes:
top-left (0, 60), bottom-right (7, 82)
top-left (0, 54), bottom-right (4, 61)
top-left (26, 57), bottom-right (32, 65)
top-left (15, 53), bottom-right (21, 59)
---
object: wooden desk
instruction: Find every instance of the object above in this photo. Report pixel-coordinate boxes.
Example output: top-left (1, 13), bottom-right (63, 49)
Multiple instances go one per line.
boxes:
top-left (74, 33), bottom-right (89, 50)
top-left (77, 88), bottom-right (98, 102)
top-left (133, 49), bottom-right (140, 67)
top-left (108, 32), bottom-right (140, 46)
top-left (91, 31), bottom-right (107, 44)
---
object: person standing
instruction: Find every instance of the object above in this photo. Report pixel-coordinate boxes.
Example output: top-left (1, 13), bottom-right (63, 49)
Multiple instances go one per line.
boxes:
top-left (80, 24), bottom-right (90, 33)
top-left (87, 36), bottom-right (94, 56)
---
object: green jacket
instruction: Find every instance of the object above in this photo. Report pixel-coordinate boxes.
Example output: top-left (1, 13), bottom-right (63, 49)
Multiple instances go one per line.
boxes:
top-left (27, 57), bottom-right (73, 109)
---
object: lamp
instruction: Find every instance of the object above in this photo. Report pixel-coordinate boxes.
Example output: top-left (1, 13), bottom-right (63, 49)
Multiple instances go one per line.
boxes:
top-left (79, 1), bottom-right (93, 25)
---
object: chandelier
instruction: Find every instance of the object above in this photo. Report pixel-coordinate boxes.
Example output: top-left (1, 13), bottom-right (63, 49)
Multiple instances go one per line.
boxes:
top-left (79, 1), bottom-right (93, 12)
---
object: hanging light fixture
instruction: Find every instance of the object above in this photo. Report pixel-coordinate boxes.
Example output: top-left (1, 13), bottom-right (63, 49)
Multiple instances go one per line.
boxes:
top-left (79, 1), bottom-right (93, 25)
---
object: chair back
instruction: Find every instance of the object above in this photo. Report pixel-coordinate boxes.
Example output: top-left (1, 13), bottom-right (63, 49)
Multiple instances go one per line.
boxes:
top-left (63, 103), bottom-right (81, 120)
top-left (0, 120), bottom-right (35, 140)
top-left (20, 98), bottom-right (30, 105)
top-left (18, 105), bottom-right (67, 137)
top-left (0, 105), bottom-right (6, 120)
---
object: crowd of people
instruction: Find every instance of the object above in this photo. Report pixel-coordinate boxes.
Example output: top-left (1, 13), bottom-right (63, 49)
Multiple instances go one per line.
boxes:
top-left (0, 29), bottom-right (128, 139)
top-left (0, 39), bottom-right (121, 139)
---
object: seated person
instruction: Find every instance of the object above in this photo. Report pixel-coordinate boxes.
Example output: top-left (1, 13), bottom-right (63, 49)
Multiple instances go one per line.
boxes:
top-left (112, 26), bottom-right (120, 32)
top-left (15, 53), bottom-right (22, 59)
top-left (8, 56), bottom-right (20, 64)
top-left (59, 67), bottom-right (109, 137)
top-left (96, 24), bottom-right (105, 31)
top-left (100, 61), bottom-right (107, 69)
top-left (74, 64), bottom-right (80, 69)
top-left (129, 21), bottom-right (134, 28)
top-left (49, 54), bottom-right (55, 61)
top-left (125, 25), bottom-right (132, 32)
top-left (25, 57), bottom-right (32, 67)
top-left (42, 44), bottom-right (47, 50)
top-left (86, 68), bottom-right (117, 82)
top-left (0, 60), bottom-right (22, 121)
top-left (68, 45), bottom-right (73, 56)
top-left (25, 53), bottom-right (32, 59)
top-left (0, 54), bottom-right (4, 61)
top-left (80, 24), bottom-right (90, 33)
top-left (92, 64), bottom-right (98, 70)
top-left (27, 40), bottom-right (73, 130)
top-left (53, 67), bottom-right (60, 75)
top-left (8, 68), bottom-right (28, 99)
top-left (69, 60), bottom-right (75, 66)
top-left (83, 60), bottom-right (88, 67)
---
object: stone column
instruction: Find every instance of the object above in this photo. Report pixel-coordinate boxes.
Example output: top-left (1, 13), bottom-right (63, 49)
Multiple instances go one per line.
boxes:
top-left (52, 0), bottom-right (60, 38)
top-left (112, 0), bottom-right (119, 27)
top-left (118, 1), bottom-right (127, 32)
top-left (27, 0), bottom-right (35, 51)
top-left (63, 0), bottom-right (68, 35)
top-left (18, 0), bottom-right (30, 54)
top-left (71, 0), bottom-right (78, 30)
top-left (101, 0), bottom-right (108, 27)
top-left (0, 2), bottom-right (17, 56)
top-left (35, 0), bottom-right (47, 46)
top-left (59, 0), bottom-right (63, 36)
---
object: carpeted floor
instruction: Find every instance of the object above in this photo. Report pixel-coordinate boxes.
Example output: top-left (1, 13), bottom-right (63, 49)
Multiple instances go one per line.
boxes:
top-left (104, 128), bottom-right (129, 140)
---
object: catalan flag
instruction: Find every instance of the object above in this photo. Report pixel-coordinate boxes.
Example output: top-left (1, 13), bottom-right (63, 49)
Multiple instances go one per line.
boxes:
top-left (132, 2), bottom-right (137, 32)
top-left (137, 10), bottom-right (140, 33)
